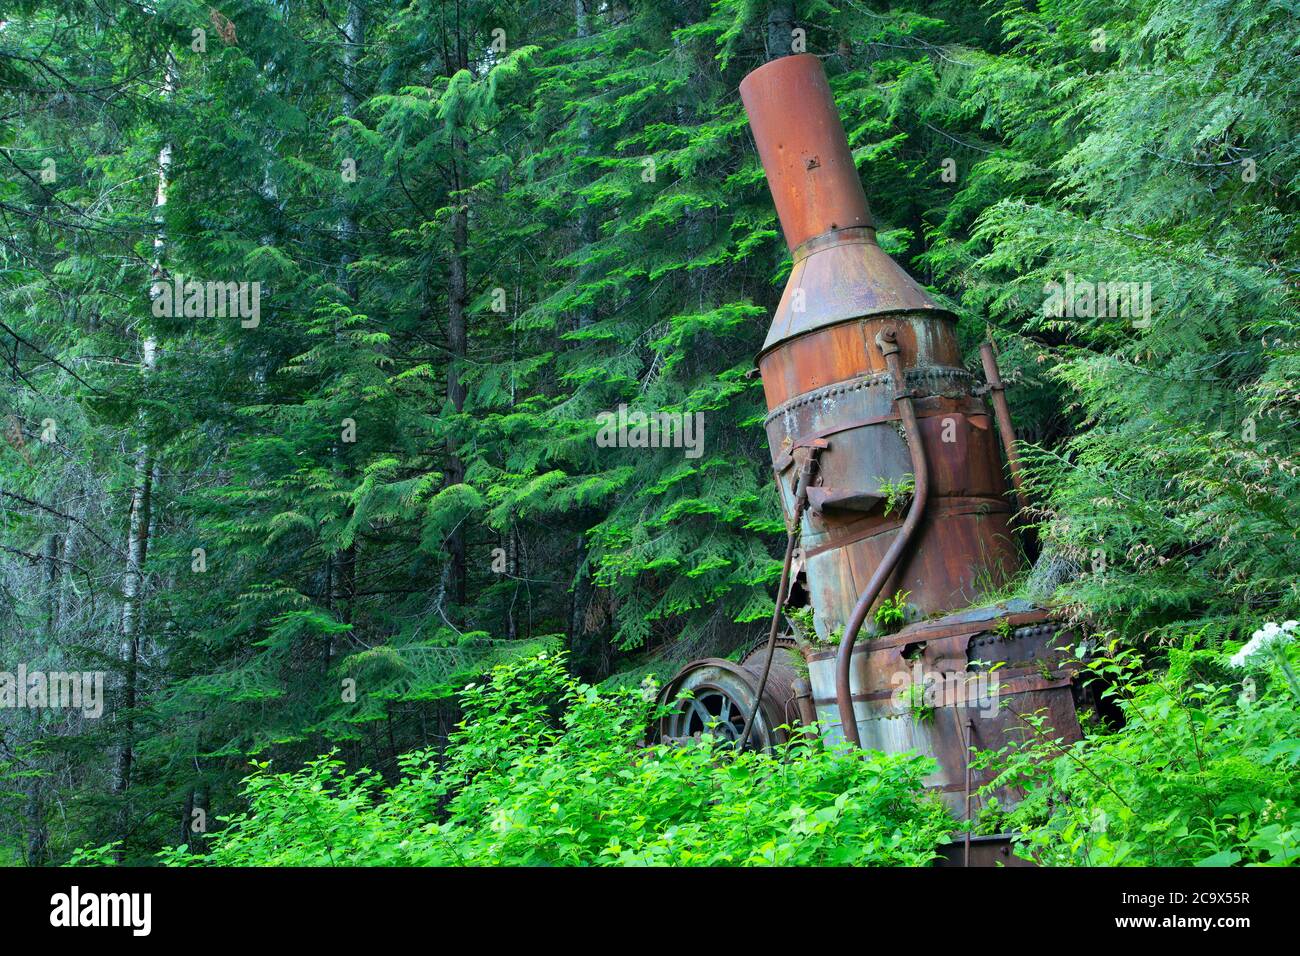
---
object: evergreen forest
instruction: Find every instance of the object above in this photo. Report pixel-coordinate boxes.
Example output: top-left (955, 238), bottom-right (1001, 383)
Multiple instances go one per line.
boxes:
top-left (1, 0), bottom-right (1297, 868)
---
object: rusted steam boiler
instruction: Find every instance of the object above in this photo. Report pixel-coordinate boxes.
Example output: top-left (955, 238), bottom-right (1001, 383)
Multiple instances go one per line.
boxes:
top-left (656, 54), bottom-right (1085, 844)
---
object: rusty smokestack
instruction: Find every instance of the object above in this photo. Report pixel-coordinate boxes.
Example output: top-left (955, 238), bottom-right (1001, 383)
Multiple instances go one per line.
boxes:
top-left (742, 54), bottom-right (1022, 743)
top-left (739, 54), bottom-right (872, 252)
top-left (739, 54), bottom-right (953, 366)
top-left (657, 57), bottom-right (1087, 823)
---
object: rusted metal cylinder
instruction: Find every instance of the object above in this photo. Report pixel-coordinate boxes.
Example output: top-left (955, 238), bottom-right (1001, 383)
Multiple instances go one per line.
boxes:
top-left (713, 56), bottom-right (1087, 849)
top-left (741, 54), bottom-right (1021, 642)
top-left (739, 54), bottom-right (872, 251)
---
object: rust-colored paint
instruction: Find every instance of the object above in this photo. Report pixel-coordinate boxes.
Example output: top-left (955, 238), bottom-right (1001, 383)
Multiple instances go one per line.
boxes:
top-left (757, 316), bottom-right (964, 409)
top-left (760, 230), bottom-right (951, 359)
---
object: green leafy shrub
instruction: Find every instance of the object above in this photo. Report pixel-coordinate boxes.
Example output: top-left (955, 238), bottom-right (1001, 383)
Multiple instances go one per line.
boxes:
top-left (158, 653), bottom-right (952, 867)
top-left (976, 630), bottom-right (1300, 866)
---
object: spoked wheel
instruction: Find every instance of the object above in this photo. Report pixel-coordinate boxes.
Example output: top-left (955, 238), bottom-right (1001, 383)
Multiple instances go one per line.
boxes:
top-left (655, 651), bottom-right (804, 754)
top-left (676, 685), bottom-right (747, 742)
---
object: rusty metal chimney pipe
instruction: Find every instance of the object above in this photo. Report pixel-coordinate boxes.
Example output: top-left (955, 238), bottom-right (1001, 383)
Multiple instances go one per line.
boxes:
top-left (741, 54), bottom-right (953, 370)
top-left (739, 54), bottom-right (873, 252)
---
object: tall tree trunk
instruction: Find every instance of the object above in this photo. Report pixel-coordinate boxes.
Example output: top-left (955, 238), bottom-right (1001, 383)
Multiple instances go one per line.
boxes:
top-left (23, 703), bottom-right (47, 866)
top-left (501, 524), bottom-right (519, 641)
top-left (447, 132), bottom-right (467, 613)
top-left (43, 532), bottom-right (58, 633)
top-left (113, 51), bottom-right (175, 860)
top-left (338, 0), bottom-right (364, 299)
top-left (113, 408), bottom-right (153, 851)
top-left (180, 788), bottom-right (193, 847)
top-left (433, 15), bottom-right (475, 620)
top-left (574, 0), bottom-right (597, 335)
top-left (331, 0), bottom-right (366, 638)
top-left (566, 2), bottom-right (608, 678)
top-left (181, 782), bottom-right (209, 852)
top-left (59, 519), bottom-right (79, 631)
top-left (24, 775), bottom-right (46, 866)
top-left (27, 531), bottom-right (60, 864)
top-left (766, 4), bottom-right (795, 59)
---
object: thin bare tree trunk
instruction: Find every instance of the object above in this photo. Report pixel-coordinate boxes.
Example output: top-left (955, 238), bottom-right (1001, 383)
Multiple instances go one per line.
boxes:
top-left (113, 50), bottom-right (175, 860)
top-left (445, 23), bottom-right (469, 614)
top-left (113, 405), bottom-right (153, 847)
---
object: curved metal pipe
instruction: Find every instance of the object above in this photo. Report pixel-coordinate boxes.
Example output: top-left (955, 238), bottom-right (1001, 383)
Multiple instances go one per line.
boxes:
top-left (834, 329), bottom-right (931, 747)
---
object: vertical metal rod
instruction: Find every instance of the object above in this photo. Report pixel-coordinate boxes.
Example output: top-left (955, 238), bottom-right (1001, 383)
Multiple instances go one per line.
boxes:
top-left (964, 717), bottom-right (974, 868)
top-left (980, 342), bottom-right (1027, 511)
top-left (736, 446), bottom-right (819, 752)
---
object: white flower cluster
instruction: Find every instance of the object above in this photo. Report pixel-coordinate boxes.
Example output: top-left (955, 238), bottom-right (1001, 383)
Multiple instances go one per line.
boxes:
top-left (1229, 620), bottom-right (1298, 669)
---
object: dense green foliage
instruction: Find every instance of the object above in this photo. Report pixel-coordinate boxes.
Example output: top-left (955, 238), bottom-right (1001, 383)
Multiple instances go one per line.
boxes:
top-left (977, 627), bottom-right (1300, 866)
top-left (143, 653), bottom-right (950, 866)
top-left (1, 0), bottom-right (1296, 865)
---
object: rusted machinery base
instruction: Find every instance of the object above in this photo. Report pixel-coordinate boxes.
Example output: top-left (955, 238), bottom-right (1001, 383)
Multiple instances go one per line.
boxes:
top-left (657, 601), bottom-right (1088, 822)
top-left (804, 600), bottom-right (1084, 814)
